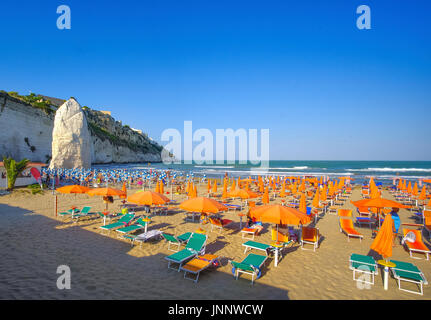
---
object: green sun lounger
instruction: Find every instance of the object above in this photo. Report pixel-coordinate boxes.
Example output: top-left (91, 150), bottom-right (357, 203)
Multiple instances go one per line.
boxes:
top-left (116, 217), bottom-right (148, 236)
top-left (71, 206), bottom-right (99, 221)
top-left (162, 232), bottom-right (193, 252)
top-left (165, 233), bottom-right (207, 271)
top-left (389, 259), bottom-right (428, 295)
top-left (242, 241), bottom-right (273, 255)
top-left (349, 254), bottom-right (378, 286)
top-left (99, 213), bottom-right (135, 235)
top-left (230, 253), bottom-right (268, 284)
top-left (58, 209), bottom-right (74, 219)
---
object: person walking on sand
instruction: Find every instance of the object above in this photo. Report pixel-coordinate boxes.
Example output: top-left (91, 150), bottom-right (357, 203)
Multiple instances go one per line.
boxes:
top-left (390, 207), bottom-right (401, 245)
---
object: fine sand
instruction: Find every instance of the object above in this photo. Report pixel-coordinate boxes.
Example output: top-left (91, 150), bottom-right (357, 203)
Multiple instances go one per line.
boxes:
top-left (1, 184), bottom-right (430, 300)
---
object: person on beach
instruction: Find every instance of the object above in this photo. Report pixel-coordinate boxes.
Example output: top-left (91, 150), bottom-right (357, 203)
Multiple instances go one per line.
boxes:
top-left (246, 209), bottom-right (263, 234)
top-left (390, 207), bottom-right (401, 244)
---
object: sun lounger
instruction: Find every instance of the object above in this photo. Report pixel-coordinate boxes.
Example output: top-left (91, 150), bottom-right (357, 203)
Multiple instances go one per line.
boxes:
top-left (349, 254), bottom-right (378, 285)
top-left (241, 227), bottom-right (259, 240)
top-left (115, 217), bottom-right (149, 236)
top-left (180, 254), bottom-right (220, 283)
top-left (71, 206), bottom-right (99, 221)
top-left (209, 217), bottom-right (233, 233)
top-left (165, 233), bottom-right (208, 271)
top-left (230, 253), bottom-right (268, 284)
top-left (242, 240), bottom-right (272, 255)
top-left (58, 209), bottom-right (74, 219)
top-left (99, 213), bottom-right (135, 235)
top-left (356, 216), bottom-right (373, 228)
top-left (423, 211), bottom-right (431, 239)
top-left (389, 259), bottom-right (428, 295)
top-left (162, 232), bottom-right (193, 252)
top-left (402, 229), bottom-right (430, 260)
top-left (225, 204), bottom-right (242, 212)
top-left (300, 226), bottom-right (319, 251)
top-left (338, 209), bottom-right (352, 217)
top-left (121, 229), bottom-right (163, 247)
top-left (339, 218), bottom-right (363, 242)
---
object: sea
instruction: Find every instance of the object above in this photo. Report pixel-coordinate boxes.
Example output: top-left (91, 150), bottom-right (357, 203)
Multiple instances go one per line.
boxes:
top-left (93, 161), bottom-right (431, 185)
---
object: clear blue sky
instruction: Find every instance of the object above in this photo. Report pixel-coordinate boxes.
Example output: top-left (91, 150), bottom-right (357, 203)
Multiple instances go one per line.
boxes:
top-left (1, 0), bottom-right (430, 161)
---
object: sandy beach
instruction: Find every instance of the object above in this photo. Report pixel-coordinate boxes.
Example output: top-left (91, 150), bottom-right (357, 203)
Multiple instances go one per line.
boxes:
top-left (1, 182), bottom-right (430, 300)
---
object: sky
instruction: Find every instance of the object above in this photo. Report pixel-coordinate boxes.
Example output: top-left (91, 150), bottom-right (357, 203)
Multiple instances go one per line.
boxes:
top-left (0, 0), bottom-right (430, 161)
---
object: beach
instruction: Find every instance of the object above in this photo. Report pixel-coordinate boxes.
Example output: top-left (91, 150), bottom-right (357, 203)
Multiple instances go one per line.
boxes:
top-left (1, 182), bottom-right (430, 300)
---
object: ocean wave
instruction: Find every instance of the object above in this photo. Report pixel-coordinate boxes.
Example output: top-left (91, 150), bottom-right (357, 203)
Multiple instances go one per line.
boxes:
top-left (346, 168), bottom-right (431, 172)
top-left (194, 165), bottom-right (235, 169)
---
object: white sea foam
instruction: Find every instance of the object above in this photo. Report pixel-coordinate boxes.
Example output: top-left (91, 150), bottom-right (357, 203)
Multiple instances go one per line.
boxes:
top-left (346, 168), bottom-right (431, 172)
top-left (194, 165), bottom-right (235, 169)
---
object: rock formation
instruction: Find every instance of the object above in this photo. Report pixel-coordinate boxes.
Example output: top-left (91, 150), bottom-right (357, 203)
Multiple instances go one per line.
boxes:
top-left (49, 98), bottom-right (91, 169)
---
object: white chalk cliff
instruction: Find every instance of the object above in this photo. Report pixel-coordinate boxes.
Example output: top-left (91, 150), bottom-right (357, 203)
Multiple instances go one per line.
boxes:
top-left (49, 98), bottom-right (91, 169)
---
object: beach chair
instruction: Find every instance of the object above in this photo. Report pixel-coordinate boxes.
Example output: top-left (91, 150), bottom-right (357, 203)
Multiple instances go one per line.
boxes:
top-left (99, 213), bottom-right (135, 235)
top-left (230, 253), bottom-right (268, 284)
top-left (241, 227), bottom-right (259, 240)
top-left (349, 254), bottom-right (378, 286)
top-left (423, 211), bottom-right (431, 240)
top-left (121, 229), bottom-right (163, 247)
top-left (389, 259), bottom-right (428, 295)
top-left (71, 206), bottom-right (99, 221)
top-left (300, 226), bottom-right (319, 251)
top-left (115, 217), bottom-right (149, 236)
top-left (339, 218), bottom-right (363, 242)
top-left (161, 232), bottom-right (193, 252)
top-left (357, 206), bottom-right (371, 217)
top-left (180, 254), bottom-right (220, 283)
top-left (209, 216), bottom-right (233, 233)
top-left (402, 229), bottom-right (431, 260)
top-left (242, 240), bottom-right (272, 255)
top-left (58, 208), bottom-right (74, 219)
top-left (165, 233), bottom-right (208, 271)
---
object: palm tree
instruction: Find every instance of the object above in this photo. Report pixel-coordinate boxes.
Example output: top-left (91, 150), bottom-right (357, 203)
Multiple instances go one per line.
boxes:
top-left (2, 156), bottom-right (30, 190)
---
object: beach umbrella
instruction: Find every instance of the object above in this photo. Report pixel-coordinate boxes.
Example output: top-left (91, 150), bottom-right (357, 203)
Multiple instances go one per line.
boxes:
top-left (155, 181), bottom-right (160, 193)
top-left (351, 197), bottom-right (409, 228)
top-left (312, 190), bottom-right (320, 208)
top-left (127, 191), bottom-right (170, 206)
top-left (228, 188), bottom-right (260, 200)
top-left (397, 179), bottom-right (402, 190)
top-left (179, 197), bottom-right (227, 213)
top-left (212, 179), bottom-right (218, 194)
top-left (279, 181), bottom-right (286, 198)
top-left (423, 179), bottom-right (431, 184)
top-left (56, 185), bottom-right (91, 194)
top-left (262, 186), bottom-right (270, 204)
top-left (250, 204), bottom-right (311, 226)
top-left (419, 186), bottom-right (427, 200)
top-left (370, 214), bottom-right (395, 290)
top-left (231, 178), bottom-right (236, 192)
top-left (412, 183), bottom-right (419, 197)
top-left (207, 180), bottom-right (211, 193)
top-left (120, 181), bottom-right (127, 200)
top-left (87, 187), bottom-right (126, 212)
top-left (299, 192), bottom-right (307, 214)
top-left (160, 181), bottom-right (164, 194)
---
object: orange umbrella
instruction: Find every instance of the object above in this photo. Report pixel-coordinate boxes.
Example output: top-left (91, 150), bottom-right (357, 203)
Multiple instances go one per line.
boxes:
top-left (312, 190), bottom-right (320, 208)
top-left (412, 182), bottom-right (418, 197)
top-left (231, 178), bottom-right (236, 191)
top-left (120, 181), bottom-right (127, 199)
top-left (155, 181), bottom-right (160, 193)
top-left (250, 204), bottom-right (311, 225)
top-left (56, 185), bottom-right (91, 194)
top-left (207, 180), bottom-right (211, 193)
top-left (127, 191), bottom-right (170, 205)
top-left (179, 197), bottom-right (227, 213)
top-left (279, 181), bottom-right (286, 198)
top-left (423, 179), bottom-right (431, 184)
top-left (351, 198), bottom-right (409, 209)
top-left (419, 186), bottom-right (427, 200)
top-left (87, 187), bottom-right (126, 197)
top-left (299, 192), bottom-right (307, 214)
top-left (212, 179), bottom-right (218, 194)
top-left (160, 181), bottom-right (164, 194)
top-left (228, 188), bottom-right (260, 199)
top-left (370, 214), bottom-right (394, 259)
top-left (87, 187), bottom-right (126, 211)
top-left (262, 186), bottom-right (270, 204)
